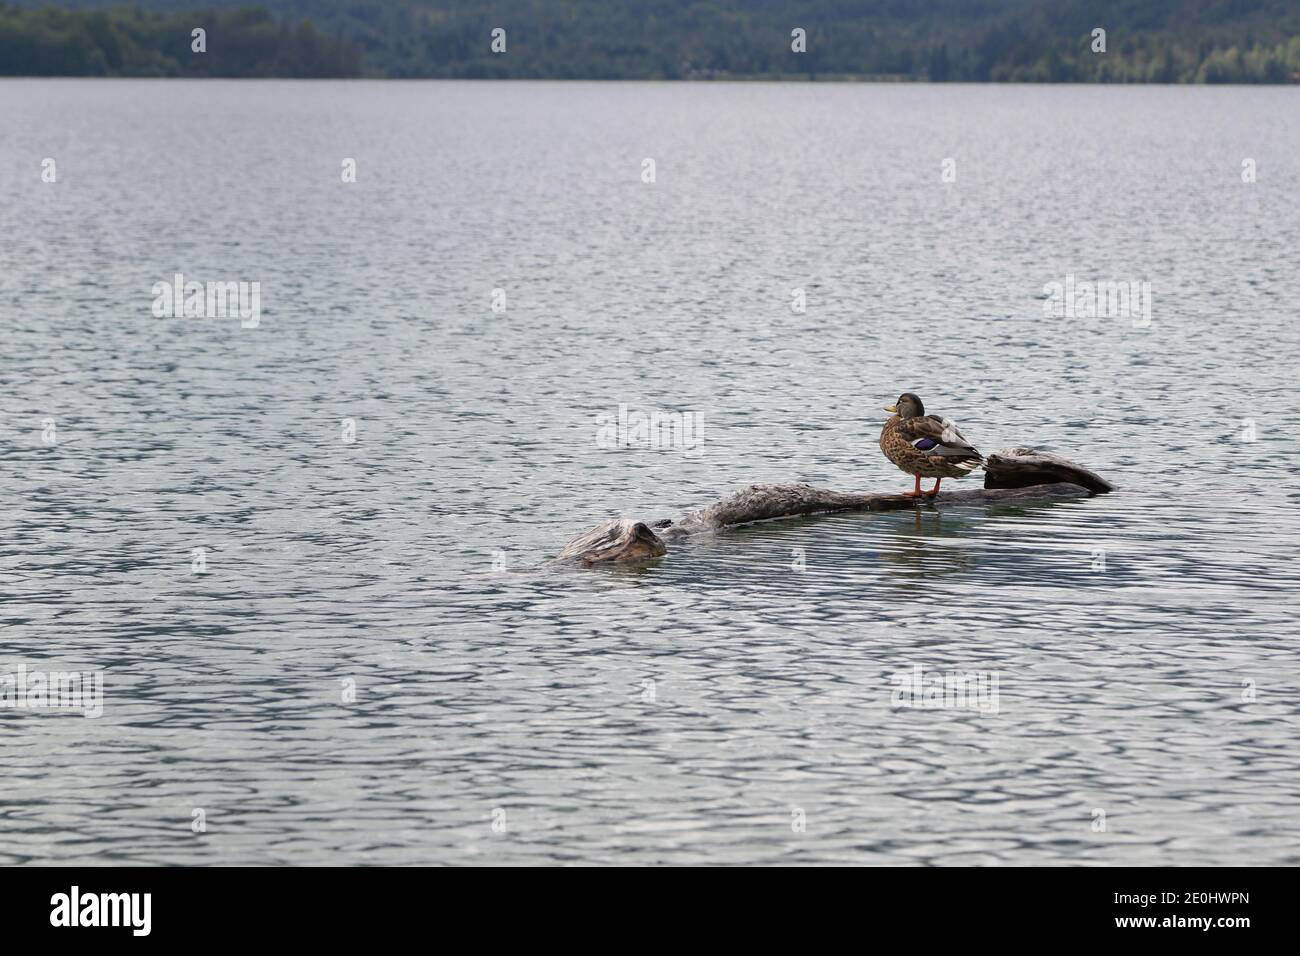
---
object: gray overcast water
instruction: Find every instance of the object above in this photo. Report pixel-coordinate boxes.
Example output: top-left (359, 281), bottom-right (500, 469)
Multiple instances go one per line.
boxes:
top-left (1, 79), bottom-right (1298, 864)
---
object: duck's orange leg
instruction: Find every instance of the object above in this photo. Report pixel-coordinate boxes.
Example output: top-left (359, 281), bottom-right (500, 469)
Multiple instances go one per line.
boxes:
top-left (924, 478), bottom-right (942, 498)
top-left (903, 474), bottom-right (923, 498)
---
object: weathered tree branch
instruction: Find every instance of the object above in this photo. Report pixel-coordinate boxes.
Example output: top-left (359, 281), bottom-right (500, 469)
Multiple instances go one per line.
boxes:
top-left (554, 447), bottom-right (1112, 566)
top-left (981, 447), bottom-right (1113, 494)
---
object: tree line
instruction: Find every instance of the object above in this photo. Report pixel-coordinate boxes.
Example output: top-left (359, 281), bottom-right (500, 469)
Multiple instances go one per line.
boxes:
top-left (2, 0), bottom-right (1298, 82)
top-left (0, 5), bottom-right (361, 76)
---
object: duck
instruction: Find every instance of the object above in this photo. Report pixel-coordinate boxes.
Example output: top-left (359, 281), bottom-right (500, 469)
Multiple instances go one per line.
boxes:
top-left (879, 392), bottom-right (983, 498)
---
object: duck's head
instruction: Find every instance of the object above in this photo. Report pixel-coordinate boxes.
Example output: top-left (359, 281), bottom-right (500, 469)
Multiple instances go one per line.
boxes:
top-left (883, 393), bottom-right (924, 420)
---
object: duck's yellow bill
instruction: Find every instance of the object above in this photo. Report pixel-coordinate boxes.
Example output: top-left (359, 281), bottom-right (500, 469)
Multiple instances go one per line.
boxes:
top-left (883, 405), bottom-right (897, 413)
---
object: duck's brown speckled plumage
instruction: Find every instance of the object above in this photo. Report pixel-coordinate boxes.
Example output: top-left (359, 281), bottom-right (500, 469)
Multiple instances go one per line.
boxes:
top-left (878, 393), bottom-right (983, 485)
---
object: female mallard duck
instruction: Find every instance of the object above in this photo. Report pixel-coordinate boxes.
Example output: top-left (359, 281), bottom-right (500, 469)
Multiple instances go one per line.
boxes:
top-left (879, 393), bottom-right (983, 498)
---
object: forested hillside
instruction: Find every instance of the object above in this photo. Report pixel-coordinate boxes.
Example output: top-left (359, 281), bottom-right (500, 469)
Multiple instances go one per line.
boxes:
top-left (0, 5), bottom-right (361, 75)
top-left (3, 0), bottom-right (1298, 80)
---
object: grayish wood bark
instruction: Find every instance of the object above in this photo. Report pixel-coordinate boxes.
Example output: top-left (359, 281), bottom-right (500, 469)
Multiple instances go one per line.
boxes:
top-left (554, 447), bottom-right (1111, 566)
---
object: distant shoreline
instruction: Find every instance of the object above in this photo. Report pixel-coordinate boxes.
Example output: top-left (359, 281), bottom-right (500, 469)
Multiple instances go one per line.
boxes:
top-left (4, 2), bottom-right (1299, 83)
top-left (3, 75), bottom-right (1298, 85)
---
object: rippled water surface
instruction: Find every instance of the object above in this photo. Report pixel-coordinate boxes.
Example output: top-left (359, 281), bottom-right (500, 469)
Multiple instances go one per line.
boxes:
top-left (2, 80), bottom-right (1299, 865)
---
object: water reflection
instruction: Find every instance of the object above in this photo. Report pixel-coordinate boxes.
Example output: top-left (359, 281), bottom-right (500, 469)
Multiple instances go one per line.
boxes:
top-left (1, 80), bottom-right (1298, 865)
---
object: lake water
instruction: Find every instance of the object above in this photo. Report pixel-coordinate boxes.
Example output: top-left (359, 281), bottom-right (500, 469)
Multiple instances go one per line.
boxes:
top-left (1, 79), bottom-right (1298, 865)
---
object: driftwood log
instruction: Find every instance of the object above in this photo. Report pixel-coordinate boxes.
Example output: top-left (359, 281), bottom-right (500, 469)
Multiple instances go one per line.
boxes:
top-left (555, 447), bottom-right (1113, 567)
